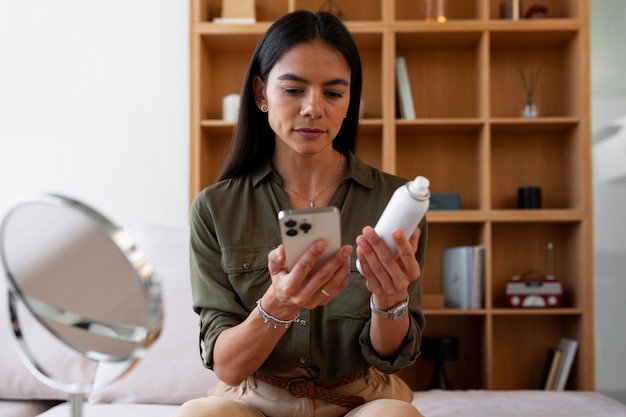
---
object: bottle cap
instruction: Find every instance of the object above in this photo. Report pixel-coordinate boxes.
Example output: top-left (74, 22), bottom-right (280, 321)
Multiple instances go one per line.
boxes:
top-left (408, 176), bottom-right (430, 199)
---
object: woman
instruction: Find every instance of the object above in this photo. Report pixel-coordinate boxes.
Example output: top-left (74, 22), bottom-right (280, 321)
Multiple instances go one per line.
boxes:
top-left (173, 10), bottom-right (427, 417)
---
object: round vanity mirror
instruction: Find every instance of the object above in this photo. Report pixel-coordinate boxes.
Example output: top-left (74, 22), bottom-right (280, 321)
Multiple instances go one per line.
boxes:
top-left (0, 194), bottom-right (163, 416)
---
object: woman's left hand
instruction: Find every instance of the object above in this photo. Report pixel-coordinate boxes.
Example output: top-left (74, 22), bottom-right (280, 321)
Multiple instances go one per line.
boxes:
top-left (355, 226), bottom-right (421, 307)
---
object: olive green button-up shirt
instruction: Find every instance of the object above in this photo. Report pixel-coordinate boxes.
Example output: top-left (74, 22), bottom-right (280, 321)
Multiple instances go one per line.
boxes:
top-left (189, 152), bottom-right (427, 380)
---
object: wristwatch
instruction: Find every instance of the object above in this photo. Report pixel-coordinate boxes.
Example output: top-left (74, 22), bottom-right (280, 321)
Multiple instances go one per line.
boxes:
top-left (369, 295), bottom-right (409, 320)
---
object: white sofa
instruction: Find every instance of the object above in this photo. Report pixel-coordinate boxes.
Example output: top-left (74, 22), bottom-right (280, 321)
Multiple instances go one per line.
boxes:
top-left (2, 223), bottom-right (626, 417)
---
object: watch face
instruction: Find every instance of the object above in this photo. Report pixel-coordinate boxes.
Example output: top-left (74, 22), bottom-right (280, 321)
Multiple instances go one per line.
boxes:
top-left (392, 304), bottom-right (408, 319)
top-left (370, 295), bottom-right (409, 320)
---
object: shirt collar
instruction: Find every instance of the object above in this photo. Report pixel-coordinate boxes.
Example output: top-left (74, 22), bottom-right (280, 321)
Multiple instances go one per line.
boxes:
top-left (251, 151), bottom-right (376, 189)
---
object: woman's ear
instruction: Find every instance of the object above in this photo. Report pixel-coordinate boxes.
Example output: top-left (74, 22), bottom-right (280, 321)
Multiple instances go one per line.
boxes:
top-left (253, 76), bottom-right (266, 108)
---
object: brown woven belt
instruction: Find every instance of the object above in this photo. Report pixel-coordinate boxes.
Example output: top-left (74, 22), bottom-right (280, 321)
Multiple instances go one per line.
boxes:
top-left (254, 370), bottom-right (368, 408)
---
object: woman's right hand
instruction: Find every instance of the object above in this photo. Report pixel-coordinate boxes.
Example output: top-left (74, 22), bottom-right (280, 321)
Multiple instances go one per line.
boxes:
top-left (265, 241), bottom-right (353, 314)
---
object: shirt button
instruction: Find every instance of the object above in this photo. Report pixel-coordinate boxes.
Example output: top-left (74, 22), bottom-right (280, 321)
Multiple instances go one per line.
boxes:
top-left (299, 356), bottom-right (307, 364)
top-left (242, 262), bottom-right (250, 270)
top-left (299, 320), bottom-right (307, 327)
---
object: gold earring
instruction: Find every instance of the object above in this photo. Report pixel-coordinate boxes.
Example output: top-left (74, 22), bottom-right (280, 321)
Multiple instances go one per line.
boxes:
top-left (260, 104), bottom-right (268, 113)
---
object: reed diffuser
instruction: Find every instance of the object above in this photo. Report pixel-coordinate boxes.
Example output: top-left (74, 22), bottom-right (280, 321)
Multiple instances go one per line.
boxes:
top-left (519, 67), bottom-right (541, 118)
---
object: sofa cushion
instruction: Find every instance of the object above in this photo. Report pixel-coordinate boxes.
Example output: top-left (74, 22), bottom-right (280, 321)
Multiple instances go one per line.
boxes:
top-left (0, 400), bottom-right (58, 417)
top-left (88, 223), bottom-right (218, 405)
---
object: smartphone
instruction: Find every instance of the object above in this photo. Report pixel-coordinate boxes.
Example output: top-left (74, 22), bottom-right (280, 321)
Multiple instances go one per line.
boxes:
top-left (277, 206), bottom-right (341, 273)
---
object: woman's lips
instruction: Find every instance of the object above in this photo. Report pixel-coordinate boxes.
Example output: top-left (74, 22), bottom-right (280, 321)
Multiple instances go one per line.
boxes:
top-left (295, 127), bottom-right (326, 138)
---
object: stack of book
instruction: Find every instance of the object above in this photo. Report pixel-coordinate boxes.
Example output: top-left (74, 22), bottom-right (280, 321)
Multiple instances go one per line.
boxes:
top-left (442, 245), bottom-right (485, 309)
top-left (543, 337), bottom-right (579, 390)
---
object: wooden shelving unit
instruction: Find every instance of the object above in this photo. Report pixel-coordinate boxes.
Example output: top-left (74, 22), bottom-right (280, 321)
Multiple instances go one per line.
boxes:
top-left (189, 0), bottom-right (594, 391)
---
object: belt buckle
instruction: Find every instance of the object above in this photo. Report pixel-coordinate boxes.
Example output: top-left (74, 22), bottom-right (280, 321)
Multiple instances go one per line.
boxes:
top-left (286, 378), bottom-right (309, 397)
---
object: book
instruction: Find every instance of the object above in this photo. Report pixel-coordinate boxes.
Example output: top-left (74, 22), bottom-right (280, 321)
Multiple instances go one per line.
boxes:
top-left (442, 245), bottom-right (485, 309)
top-left (540, 348), bottom-right (555, 389)
top-left (395, 56), bottom-right (416, 119)
top-left (470, 245), bottom-right (483, 308)
top-left (542, 348), bottom-right (565, 390)
top-left (554, 337), bottom-right (578, 390)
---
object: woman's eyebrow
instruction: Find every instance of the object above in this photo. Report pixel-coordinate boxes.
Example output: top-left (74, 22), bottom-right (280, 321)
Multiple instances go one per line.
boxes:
top-left (276, 73), bottom-right (349, 87)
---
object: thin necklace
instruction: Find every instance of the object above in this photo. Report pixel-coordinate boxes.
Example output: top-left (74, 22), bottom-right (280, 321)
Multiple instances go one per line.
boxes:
top-left (282, 154), bottom-right (341, 208)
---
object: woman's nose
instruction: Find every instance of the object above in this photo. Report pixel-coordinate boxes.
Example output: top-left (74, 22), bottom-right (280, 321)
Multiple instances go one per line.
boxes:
top-left (300, 91), bottom-right (322, 119)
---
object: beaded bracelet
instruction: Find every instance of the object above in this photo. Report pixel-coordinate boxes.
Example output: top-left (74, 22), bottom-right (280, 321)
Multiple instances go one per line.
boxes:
top-left (256, 298), bottom-right (299, 329)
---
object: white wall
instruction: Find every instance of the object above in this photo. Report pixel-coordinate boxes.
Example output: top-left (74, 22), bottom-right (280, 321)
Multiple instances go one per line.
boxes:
top-left (0, 0), bottom-right (189, 227)
top-left (591, 0), bottom-right (626, 398)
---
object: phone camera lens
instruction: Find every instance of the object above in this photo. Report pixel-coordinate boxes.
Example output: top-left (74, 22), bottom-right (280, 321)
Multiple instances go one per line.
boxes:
top-left (299, 222), bottom-right (312, 233)
top-left (286, 228), bottom-right (298, 236)
top-left (284, 219), bottom-right (297, 228)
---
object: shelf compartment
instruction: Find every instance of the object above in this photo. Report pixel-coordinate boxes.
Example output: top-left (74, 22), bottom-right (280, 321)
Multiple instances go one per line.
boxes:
top-left (422, 222), bottom-right (486, 296)
top-left (488, 0), bottom-right (586, 19)
top-left (195, 0), bottom-right (290, 23)
top-left (399, 315), bottom-right (486, 390)
top-left (197, 34), bottom-right (259, 120)
top-left (491, 222), bottom-right (584, 309)
top-left (352, 33), bottom-right (383, 119)
top-left (396, 31), bottom-right (484, 118)
top-left (190, 124), bottom-right (229, 195)
top-left (396, 125), bottom-right (484, 209)
top-left (491, 314), bottom-right (582, 389)
top-left (490, 126), bottom-right (578, 209)
top-left (192, 126), bottom-right (232, 190)
top-left (195, 32), bottom-right (383, 122)
top-left (354, 123), bottom-right (384, 171)
top-left (395, 0), bottom-right (482, 21)
top-left (295, 0), bottom-right (382, 21)
top-left (489, 29), bottom-right (581, 118)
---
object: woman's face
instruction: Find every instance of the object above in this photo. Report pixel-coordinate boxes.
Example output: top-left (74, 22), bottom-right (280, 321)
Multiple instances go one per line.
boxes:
top-left (255, 40), bottom-right (351, 157)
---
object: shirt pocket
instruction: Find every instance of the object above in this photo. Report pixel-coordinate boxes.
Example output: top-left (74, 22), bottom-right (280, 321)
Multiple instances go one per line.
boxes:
top-left (327, 271), bottom-right (371, 320)
top-left (221, 244), bottom-right (276, 310)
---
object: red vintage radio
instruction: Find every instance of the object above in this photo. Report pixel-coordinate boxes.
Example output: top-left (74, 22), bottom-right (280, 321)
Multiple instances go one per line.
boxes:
top-left (505, 242), bottom-right (562, 308)
top-left (505, 272), bottom-right (562, 308)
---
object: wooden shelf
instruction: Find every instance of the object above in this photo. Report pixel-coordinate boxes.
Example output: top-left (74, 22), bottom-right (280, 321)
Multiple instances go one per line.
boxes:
top-left (189, 0), bottom-right (593, 391)
top-left (424, 308), bottom-right (583, 316)
top-left (427, 209), bottom-right (587, 222)
top-left (490, 308), bottom-right (584, 315)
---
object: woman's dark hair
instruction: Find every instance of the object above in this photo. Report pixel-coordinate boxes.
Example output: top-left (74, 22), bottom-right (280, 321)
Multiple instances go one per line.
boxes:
top-left (217, 10), bottom-right (363, 181)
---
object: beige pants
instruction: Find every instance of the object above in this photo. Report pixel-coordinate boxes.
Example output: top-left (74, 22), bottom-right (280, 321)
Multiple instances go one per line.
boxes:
top-left (169, 367), bottom-right (423, 417)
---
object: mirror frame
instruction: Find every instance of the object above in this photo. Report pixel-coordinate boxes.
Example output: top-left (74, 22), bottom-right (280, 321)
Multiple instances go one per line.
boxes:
top-left (1, 194), bottom-right (163, 396)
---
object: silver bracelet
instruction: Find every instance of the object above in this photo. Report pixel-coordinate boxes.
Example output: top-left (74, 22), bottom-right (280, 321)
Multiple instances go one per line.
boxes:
top-left (255, 298), bottom-right (299, 329)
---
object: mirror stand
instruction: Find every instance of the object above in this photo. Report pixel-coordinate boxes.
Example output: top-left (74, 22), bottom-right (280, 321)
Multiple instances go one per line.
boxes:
top-left (8, 289), bottom-right (95, 417)
top-left (69, 393), bottom-right (84, 417)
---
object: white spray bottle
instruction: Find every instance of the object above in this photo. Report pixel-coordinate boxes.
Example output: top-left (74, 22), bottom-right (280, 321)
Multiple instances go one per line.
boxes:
top-left (356, 176), bottom-right (430, 275)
